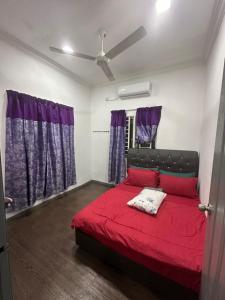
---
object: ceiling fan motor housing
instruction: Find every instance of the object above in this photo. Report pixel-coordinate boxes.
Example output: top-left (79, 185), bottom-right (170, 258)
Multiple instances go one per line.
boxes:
top-left (96, 55), bottom-right (110, 64)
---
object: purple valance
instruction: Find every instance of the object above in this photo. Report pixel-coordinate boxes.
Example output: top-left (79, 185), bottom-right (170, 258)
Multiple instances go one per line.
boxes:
top-left (6, 90), bottom-right (74, 125)
top-left (110, 110), bottom-right (126, 127)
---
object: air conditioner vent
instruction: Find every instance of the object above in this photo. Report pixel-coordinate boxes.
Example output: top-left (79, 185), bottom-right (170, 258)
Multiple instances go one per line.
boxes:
top-left (118, 81), bottom-right (152, 99)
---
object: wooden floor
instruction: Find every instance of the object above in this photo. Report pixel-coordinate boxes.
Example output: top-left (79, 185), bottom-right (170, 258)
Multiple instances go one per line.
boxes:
top-left (8, 182), bottom-right (166, 300)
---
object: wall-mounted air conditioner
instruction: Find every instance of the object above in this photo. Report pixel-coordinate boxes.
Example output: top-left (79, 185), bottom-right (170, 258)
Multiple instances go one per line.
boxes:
top-left (118, 81), bottom-right (152, 99)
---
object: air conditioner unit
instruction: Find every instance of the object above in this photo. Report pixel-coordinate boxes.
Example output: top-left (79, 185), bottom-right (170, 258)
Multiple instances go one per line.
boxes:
top-left (118, 81), bottom-right (152, 99)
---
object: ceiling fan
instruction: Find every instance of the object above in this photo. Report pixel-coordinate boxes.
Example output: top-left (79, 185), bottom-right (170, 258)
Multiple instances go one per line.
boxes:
top-left (49, 26), bottom-right (147, 81)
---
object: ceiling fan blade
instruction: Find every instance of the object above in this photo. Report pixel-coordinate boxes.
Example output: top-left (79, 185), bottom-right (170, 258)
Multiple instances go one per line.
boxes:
top-left (106, 26), bottom-right (147, 60)
top-left (49, 46), bottom-right (96, 61)
top-left (97, 60), bottom-right (115, 81)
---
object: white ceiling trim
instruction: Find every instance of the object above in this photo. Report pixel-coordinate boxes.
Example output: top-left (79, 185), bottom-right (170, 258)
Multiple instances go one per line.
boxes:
top-left (204, 0), bottom-right (225, 60)
top-left (0, 29), bottom-right (90, 88)
top-left (92, 58), bottom-right (204, 89)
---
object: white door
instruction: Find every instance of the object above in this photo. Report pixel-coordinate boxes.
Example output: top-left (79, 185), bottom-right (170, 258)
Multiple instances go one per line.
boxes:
top-left (200, 62), bottom-right (225, 300)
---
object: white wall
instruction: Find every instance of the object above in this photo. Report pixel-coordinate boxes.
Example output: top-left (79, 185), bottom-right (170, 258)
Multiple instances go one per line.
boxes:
top-left (91, 65), bottom-right (206, 183)
top-left (0, 37), bottom-right (92, 195)
top-left (0, 32), bottom-right (214, 207)
top-left (199, 15), bottom-right (225, 204)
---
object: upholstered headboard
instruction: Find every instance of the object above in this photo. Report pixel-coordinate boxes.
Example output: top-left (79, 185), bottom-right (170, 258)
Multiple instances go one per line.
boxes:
top-left (127, 149), bottom-right (199, 175)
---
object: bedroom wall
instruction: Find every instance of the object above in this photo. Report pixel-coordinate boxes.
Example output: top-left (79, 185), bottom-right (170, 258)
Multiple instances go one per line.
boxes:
top-left (199, 15), bottom-right (225, 204)
top-left (0, 37), bottom-right (92, 197)
top-left (91, 64), bottom-right (206, 183)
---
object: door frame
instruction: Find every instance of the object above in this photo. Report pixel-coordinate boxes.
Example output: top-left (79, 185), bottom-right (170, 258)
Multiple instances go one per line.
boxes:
top-left (200, 60), bottom-right (225, 300)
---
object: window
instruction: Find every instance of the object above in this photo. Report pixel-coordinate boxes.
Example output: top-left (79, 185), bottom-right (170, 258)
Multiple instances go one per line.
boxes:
top-left (125, 115), bottom-right (135, 155)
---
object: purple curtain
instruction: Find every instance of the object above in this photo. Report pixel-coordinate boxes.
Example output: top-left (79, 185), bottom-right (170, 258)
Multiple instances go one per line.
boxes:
top-left (108, 110), bottom-right (126, 184)
top-left (5, 90), bottom-right (76, 211)
top-left (136, 106), bottom-right (162, 145)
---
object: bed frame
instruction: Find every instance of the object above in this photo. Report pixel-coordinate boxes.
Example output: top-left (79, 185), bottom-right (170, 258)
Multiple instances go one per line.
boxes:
top-left (75, 148), bottom-right (199, 300)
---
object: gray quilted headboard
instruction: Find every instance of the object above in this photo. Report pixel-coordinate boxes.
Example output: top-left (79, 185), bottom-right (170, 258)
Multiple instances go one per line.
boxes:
top-left (127, 149), bottom-right (199, 175)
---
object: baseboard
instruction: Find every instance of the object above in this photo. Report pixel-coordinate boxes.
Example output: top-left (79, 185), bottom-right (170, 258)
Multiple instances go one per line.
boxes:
top-left (90, 180), bottom-right (115, 187)
top-left (6, 180), bottom-right (92, 223)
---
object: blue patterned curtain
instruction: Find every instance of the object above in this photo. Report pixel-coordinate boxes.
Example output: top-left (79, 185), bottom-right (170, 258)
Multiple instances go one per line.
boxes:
top-left (136, 106), bottom-right (162, 146)
top-left (108, 110), bottom-right (126, 184)
top-left (5, 90), bottom-right (76, 211)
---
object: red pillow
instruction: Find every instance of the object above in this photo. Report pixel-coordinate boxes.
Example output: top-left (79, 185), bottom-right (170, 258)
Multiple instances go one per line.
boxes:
top-left (124, 168), bottom-right (159, 188)
top-left (160, 174), bottom-right (198, 198)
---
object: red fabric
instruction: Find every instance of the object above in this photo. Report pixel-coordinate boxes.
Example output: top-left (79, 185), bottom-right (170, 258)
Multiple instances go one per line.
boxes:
top-left (124, 168), bottom-right (159, 188)
top-left (160, 174), bottom-right (198, 198)
top-left (71, 183), bottom-right (206, 292)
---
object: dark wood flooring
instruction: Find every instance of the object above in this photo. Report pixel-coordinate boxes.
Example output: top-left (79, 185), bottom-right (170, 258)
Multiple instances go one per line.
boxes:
top-left (7, 182), bottom-right (166, 300)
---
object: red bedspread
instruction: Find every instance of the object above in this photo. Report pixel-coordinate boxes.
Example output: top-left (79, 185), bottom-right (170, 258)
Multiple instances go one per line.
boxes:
top-left (71, 183), bottom-right (206, 292)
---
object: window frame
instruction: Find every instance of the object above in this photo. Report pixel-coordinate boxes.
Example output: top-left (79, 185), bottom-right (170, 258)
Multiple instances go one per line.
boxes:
top-left (125, 111), bottom-right (136, 156)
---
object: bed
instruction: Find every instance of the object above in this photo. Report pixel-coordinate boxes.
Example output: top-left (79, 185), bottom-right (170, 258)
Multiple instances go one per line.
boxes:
top-left (71, 149), bottom-right (206, 300)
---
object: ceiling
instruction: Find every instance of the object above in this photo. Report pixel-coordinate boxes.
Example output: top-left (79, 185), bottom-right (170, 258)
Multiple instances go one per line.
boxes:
top-left (0, 0), bottom-right (215, 86)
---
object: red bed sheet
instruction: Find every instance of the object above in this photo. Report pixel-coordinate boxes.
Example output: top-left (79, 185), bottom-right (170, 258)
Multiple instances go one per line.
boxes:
top-left (71, 183), bottom-right (206, 292)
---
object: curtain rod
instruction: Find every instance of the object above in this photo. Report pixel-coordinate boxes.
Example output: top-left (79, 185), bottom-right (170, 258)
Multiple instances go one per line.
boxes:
top-left (126, 109), bottom-right (137, 112)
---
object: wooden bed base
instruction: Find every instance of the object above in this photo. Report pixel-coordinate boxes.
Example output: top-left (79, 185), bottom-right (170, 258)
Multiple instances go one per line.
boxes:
top-left (75, 229), bottom-right (199, 300)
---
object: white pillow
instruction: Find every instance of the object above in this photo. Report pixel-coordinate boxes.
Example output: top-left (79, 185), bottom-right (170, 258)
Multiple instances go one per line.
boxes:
top-left (127, 188), bottom-right (167, 215)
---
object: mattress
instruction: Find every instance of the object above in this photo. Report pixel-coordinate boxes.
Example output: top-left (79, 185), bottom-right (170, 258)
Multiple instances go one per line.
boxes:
top-left (71, 183), bottom-right (206, 292)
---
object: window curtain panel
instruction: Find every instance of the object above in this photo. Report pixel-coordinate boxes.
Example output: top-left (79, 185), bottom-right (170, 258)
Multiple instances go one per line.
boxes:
top-left (5, 90), bottom-right (76, 211)
top-left (136, 106), bottom-right (162, 146)
top-left (108, 110), bottom-right (126, 184)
